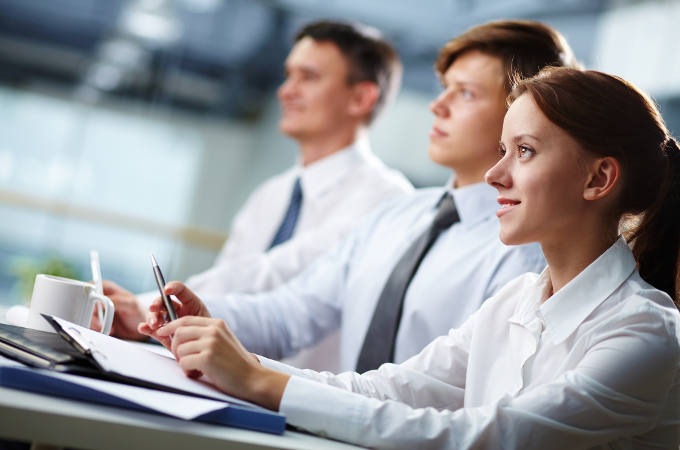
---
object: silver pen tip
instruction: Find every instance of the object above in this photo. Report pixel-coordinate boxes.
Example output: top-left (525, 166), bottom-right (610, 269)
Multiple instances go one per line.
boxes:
top-left (150, 254), bottom-right (158, 266)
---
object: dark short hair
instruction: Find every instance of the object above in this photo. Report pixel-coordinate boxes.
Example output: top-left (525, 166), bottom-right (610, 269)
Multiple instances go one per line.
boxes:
top-left (295, 20), bottom-right (402, 124)
top-left (435, 20), bottom-right (581, 92)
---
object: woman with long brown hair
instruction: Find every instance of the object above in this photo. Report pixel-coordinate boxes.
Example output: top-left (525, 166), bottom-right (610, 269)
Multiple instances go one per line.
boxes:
top-left (141, 67), bottom-right (680, 449)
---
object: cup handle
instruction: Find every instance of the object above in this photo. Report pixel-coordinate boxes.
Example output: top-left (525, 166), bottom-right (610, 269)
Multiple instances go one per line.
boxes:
top-left (90, 292), bottom-right (115, 335)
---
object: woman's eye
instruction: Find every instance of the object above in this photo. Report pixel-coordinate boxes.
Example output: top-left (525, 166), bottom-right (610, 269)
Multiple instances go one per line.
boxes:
top-left (498, 144), bottom-right (506, 157)
top-left (518, 145), bottom-right (535, 159)
top-left (460, 89), bottom-right (473, 99)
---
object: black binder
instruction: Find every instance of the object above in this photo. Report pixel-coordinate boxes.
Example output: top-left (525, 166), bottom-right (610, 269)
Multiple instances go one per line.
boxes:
top-left (0, 321), bottom-right (99, 375)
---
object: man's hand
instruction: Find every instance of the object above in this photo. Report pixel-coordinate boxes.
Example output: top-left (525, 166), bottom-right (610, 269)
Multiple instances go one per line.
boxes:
top-left (90, 281), bottom-right (147, 341)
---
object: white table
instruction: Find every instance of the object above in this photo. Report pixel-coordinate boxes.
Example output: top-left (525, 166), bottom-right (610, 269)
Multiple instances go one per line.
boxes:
top-left (0, 386), bottom-right (361, 450)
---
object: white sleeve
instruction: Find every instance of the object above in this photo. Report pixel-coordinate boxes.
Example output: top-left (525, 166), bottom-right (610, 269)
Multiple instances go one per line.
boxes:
top-left (186, 179), bottom-right (409, 297)
top-left (203, 221), bottom-right (369, 360)
top-left (186, 213), bottom-right (372, 296)
top-left (278, 303), bottom-right (679, 449)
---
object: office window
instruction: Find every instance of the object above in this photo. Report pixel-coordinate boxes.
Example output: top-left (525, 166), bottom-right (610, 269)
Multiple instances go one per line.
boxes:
top-left (0, 86), bottom-right (204, 306)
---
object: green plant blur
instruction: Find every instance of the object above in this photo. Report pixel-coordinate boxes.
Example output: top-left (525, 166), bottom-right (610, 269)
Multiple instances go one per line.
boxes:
top-left (12, 256), bottom-right (82, 305)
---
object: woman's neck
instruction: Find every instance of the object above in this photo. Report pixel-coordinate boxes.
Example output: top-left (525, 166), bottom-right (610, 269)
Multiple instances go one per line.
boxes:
top-left (541, 220), bottom-right (618, 300)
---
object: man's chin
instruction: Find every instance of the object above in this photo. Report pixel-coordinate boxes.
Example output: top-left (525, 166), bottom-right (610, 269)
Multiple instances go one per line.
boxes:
top-left (278, 121), bottom-right (301, 137)
top-left (427, 145), bottom-right (456, 169)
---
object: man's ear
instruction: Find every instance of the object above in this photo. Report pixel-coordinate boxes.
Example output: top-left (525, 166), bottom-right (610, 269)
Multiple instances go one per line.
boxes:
top-left (347, 81), bottom-right (379, 120)
top-left (583, 156), bottom-right (620, 201)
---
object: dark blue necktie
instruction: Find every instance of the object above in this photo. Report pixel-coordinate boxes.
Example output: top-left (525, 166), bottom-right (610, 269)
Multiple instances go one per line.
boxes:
top-left (268, 177), bottom-right (303, 249)
top-left (355, 193), bottom-right (460, 372)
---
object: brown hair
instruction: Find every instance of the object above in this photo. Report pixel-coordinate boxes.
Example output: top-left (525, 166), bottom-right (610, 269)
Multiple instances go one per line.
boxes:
top-left (510, 67), bottom-right (680, 305)
top-left (435, 20), bottom-right (581, 92)
top-left (295, 20), bottom-right (402, 124)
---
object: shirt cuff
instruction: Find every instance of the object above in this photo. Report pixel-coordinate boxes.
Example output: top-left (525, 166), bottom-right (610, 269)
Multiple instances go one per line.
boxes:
top-left (279, 375), bottom-right (367, 442)
top-left (259, 356), bottom-right (310, 378)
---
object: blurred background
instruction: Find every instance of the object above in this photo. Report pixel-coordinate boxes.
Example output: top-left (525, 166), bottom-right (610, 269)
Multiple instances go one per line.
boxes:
top-left (0, 0), bottom-right (678, 309)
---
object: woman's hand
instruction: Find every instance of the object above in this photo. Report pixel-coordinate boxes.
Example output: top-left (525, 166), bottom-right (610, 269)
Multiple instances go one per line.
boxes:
top-left (155, 316), bottom-right (289, 410)
top-left (138, 281), bottom-right (211, 349)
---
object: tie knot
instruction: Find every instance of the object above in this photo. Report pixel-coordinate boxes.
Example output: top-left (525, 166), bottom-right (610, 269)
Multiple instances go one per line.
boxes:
top-left (433, 193), bottom-right (460, 229)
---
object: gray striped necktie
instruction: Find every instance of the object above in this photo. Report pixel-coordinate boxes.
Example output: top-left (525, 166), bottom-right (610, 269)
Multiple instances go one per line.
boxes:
top-left (355, 193), bottom-right (460, 372)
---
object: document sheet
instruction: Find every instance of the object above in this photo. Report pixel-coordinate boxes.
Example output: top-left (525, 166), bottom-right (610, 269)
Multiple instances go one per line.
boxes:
top-left (52, 317), bottom-right (256, 408)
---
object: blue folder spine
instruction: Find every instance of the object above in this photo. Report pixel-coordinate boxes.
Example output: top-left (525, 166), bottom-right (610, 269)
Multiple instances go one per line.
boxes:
top-left (0, 365), bottom-right (285, 435)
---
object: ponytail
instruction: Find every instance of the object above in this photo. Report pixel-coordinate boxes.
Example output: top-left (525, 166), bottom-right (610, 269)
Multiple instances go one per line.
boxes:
top-left (629, 137), bottom-right (680, 306)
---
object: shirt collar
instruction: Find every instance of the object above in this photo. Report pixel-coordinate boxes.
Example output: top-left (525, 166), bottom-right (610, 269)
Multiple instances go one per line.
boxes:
top-left (294, 136), bottom-right (373, 201)
top-left (441, 180), bottom-right (499, 226)
top-left (539, 236), bottom-right (637, 345)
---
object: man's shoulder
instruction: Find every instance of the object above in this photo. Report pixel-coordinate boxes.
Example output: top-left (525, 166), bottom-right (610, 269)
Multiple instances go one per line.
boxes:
top-left (339, 187), bottom-right (446, 251)
top-left (346, 155), bottom-right (413, 194)
top-left (367, 187), bottom-right (444, 221)
top-left (248, 167), bottom-right (297, 195)
top-left (490, 240), bottom-right (546, 274)
top-left (229, 168), bottom-right (297, 219)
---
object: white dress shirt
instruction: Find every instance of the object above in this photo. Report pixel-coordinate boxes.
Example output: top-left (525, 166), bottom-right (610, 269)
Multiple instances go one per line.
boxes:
top-left (262, 237), bottom-right (680, 449)
top-left (206, 182), bottom-right (546, 372)
top-left (138, 137), bottom-right (412, 306)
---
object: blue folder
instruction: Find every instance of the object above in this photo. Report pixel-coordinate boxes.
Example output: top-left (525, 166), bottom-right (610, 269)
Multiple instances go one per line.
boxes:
top-left (0, 363), bottom-right (286, 435)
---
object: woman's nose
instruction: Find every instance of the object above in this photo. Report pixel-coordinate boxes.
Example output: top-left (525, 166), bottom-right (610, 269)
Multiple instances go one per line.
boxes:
top-left (485, 155), bottom-right (511, 189)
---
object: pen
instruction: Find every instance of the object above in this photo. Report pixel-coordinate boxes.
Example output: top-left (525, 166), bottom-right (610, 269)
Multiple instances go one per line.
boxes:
top-left (90, 250), bottom-right (104, 325)
top-left (150, 254), bottom-right (177, 322)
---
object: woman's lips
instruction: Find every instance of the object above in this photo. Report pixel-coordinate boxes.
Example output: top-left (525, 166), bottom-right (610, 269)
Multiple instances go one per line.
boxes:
top-left (496, 198), bottom-right (520, 218)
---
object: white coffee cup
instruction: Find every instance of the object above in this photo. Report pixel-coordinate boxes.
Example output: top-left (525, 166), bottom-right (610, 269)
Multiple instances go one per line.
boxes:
top-left (27, 274), bottom-right (115, 334)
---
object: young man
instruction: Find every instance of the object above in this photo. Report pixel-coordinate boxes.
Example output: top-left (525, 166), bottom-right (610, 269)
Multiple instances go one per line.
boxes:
top-left (99, 21), bottom-right (412, 339)
top-left (143, 21), bottom-right (581, 373)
